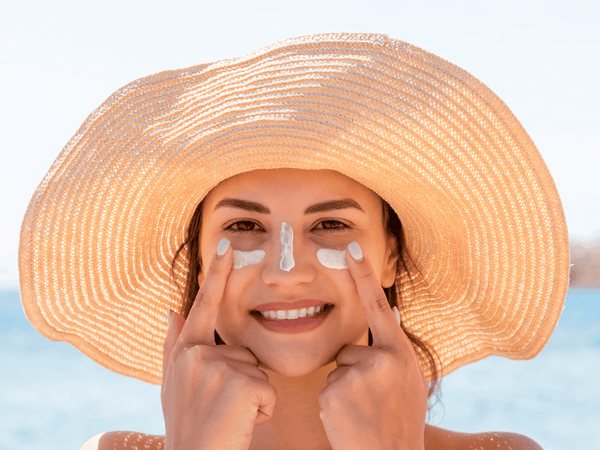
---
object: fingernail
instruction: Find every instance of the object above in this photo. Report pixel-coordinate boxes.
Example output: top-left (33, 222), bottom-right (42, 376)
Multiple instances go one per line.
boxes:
top-left (217, 238), bottom-right (230, 256)
top-left (347, 241), bottom-right (363, 261)
top-left (167, 308), bottom-right (172, 325)
top-left (393, 306), bottom-right (401, 325)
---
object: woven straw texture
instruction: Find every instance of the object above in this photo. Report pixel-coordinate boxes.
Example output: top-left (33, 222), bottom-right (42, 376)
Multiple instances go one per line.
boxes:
top-left (19, 33), bottom-right (569, 384)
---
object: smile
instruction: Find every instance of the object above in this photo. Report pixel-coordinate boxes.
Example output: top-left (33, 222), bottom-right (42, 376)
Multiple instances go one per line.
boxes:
top-left (251, 302), bottom-right (333, 334)
top-left (259, 305), bottom-right (322, 320)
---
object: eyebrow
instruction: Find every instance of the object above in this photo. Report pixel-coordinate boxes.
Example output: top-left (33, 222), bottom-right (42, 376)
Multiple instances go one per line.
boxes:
top-left (304, 199), bottom-right (364, 214)
top-left (213, 197), bottom-right (364, 215)
top-left (214, 198), bottom-right (270, 214)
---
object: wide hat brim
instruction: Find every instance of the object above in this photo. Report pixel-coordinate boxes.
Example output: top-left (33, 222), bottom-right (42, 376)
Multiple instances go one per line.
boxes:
top-left (19, 33), bottom-right (569, 384)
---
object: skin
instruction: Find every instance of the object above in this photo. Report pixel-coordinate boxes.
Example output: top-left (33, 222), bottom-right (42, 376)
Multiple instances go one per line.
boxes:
top-left (197, 169), bottom-right (399, 379)
top-left (82, 169), bottom-right (545, 450)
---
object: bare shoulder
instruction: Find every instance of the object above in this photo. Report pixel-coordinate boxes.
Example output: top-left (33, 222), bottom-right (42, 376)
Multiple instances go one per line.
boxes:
top-left (79, 426), bottom-right (542, 450)
top-left (80, 431), bottom-right (165, 450)
top-left (425, 424), bottom-right (543, 450)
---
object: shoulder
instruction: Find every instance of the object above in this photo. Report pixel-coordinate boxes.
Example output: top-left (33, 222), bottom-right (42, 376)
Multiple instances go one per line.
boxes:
top-left (80, 426), bottom-right (542, 450)
top-left (425, 424), bottom-right (543, 450)
top-left (80, 431), bottom-right (165, 450)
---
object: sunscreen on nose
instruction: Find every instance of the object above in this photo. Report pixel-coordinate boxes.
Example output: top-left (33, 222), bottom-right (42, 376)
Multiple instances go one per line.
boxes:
top-left (280, 222), bottom-right (295, 271)
top-left (316, 248), bottom-right (348, 269)
top-left (232, 249), bottom-right (266, 269)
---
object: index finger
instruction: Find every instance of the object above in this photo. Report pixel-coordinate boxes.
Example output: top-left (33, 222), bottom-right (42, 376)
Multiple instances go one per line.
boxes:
top-left (345, 241), bottom-right (404, 349)
top-left (179, 237), bottom-right (233, 346)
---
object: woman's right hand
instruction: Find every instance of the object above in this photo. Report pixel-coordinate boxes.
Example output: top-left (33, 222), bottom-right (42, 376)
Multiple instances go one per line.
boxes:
top-left (161, 239), bottom-right (277, 450)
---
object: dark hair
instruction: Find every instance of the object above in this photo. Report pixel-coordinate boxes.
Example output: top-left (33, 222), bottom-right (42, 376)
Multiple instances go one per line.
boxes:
top-left (172, 197), bottom-right (440, 401)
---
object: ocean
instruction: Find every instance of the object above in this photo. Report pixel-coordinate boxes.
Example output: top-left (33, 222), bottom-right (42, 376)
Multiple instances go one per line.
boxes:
top-left (1, 289), bottom-right (598, 449)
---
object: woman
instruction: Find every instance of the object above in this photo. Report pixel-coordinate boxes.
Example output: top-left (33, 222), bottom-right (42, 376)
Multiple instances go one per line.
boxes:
top-left (19, 33), bottom-right (569, 449)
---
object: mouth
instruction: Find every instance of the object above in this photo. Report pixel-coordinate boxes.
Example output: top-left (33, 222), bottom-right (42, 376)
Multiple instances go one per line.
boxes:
top-left (250, 303), bottom-right (334, 334)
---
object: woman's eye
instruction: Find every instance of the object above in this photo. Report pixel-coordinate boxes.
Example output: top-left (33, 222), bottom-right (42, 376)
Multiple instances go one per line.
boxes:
top-left (225, 220), bottom-right (264, 233)
top-left (313, 220), bottom-right (350, 231)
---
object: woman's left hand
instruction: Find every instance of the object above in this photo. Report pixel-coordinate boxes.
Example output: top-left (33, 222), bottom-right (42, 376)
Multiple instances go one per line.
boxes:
top-left (318, 246), bottom-right (428, 450)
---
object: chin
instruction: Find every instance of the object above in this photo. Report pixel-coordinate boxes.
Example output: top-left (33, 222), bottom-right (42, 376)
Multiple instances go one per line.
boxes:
top-left (257, 352), bottom-right (336, 378)
top-left (250, 333), bottom-right (367, 378)
top-left (218, 326), bottom-right (369, 378)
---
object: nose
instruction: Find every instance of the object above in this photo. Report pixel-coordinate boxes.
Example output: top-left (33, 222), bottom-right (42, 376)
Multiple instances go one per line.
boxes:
top-left (261, 223), bottom-right (316, 287)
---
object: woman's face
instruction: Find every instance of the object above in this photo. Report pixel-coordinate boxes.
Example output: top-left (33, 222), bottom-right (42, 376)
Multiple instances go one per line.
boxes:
top-left (199, 169), bottom-right (398, 377)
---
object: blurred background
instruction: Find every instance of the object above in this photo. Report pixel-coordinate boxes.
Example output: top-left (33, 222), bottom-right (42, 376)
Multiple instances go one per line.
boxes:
top-left (1, 1), bottom-right (598, 449)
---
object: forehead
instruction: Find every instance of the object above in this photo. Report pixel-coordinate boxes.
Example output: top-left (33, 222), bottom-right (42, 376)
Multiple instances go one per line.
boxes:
top-left (203, 169), bottom-right (382, 207)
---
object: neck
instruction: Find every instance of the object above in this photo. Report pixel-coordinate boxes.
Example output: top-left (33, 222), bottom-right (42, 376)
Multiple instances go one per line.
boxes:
top-left (249, 362), bottom-right (335, 450)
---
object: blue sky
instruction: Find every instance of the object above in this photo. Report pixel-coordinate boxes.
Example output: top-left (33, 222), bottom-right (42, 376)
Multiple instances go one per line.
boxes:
top-left (1, 0), bottom-right (599, 288)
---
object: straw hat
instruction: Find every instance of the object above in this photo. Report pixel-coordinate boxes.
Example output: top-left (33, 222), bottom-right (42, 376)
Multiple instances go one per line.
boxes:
top-left (19, 33), bottom-right (569, 384)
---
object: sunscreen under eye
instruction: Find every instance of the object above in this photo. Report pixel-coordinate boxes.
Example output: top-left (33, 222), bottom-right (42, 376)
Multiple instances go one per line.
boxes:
top-left (280, 222), bottom-right (295, 271)
top-left (232, 249), bottom-right (266, 269)
top-left (316, 248), bottom-right (348, 269)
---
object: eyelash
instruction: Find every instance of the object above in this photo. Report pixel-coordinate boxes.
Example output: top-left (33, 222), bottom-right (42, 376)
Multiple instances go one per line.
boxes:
top-left (223, 219), bottom-right (351, 234)
top-left (313, 219), bottom-right (350, 232)
top-left (225, 220), bottom-right (266, 234)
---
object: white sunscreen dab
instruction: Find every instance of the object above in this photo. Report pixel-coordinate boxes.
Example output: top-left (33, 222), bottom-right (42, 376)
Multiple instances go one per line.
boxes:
top-left (316, 248), bottom-right (348, 269)
top-left (393, 305), bottom-right (401, 325)
top-left (232, 249), bottom-right (266, 269)
top-left (280, 222), bottom-right (295, 271)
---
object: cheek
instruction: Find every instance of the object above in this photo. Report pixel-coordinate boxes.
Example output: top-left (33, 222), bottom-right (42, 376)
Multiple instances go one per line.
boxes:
top-left (213, 271), bottom-right (257, 343)
top-left (232, 249), bottom-right (265, 269)
top-left (337, 301), bottom-right (370, 348)
top-left (316, 248), bottom-right (348, 269)
top-left (214, 302), bottom-right (244, 346)
top-left (364, 241), bottom-right (394, 285)
top-left (325, 270), bottom-right (369, 327)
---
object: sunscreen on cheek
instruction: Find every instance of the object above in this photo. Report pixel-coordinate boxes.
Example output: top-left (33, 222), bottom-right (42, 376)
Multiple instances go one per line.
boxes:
top-left (232, 249), bottom-right (266, 269)
top-left (316, 248), bottom-right (348, 269)
top-left (280, 222), bottom-right (295, 272)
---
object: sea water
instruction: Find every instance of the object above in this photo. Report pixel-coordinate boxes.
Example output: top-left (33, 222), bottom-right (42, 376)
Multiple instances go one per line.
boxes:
top-left (431, 289), bottom-right (600, 449)
top-left (1, 289), bottom-right (598, 449)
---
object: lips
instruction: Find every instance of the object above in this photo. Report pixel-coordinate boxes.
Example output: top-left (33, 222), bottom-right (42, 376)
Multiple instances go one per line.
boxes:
top-left (251, 300), bottom-right (333, 334)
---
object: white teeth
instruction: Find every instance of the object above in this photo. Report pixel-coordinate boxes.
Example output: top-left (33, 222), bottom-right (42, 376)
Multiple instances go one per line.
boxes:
top-left (258, 305), bottom-right (326, 320)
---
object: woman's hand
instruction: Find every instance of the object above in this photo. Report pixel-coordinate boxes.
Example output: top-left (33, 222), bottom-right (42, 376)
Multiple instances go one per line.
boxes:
top-left (161, 239), bottom-right (277, 450)
top-left (318, 243), bottom-right (428, 450)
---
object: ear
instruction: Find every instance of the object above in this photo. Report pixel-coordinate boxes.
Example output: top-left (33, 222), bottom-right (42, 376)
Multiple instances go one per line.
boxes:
top-left (381, 234), bottom-right (400, 288)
